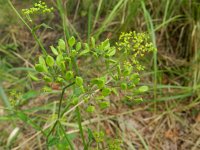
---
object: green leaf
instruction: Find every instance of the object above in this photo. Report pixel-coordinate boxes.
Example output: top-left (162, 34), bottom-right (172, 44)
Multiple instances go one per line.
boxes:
top-left (134, 98), bottom-right (143, 103)
top-left (96, 96), bottom-right (105, 100)
top-left (86, 105), bottom-right (95, 113)
top-left (102, 39), bottom-right (110, 50)
top-left (122, 67), bottom-right (132, 76)
top-left (71, 50), bottom-right (78, 57)
top-left (39, 56), bottom-right (46, 65)
top-left (43, 86), bottom-right (52, 92)
top-left (79, 85), bottom-right (85, 93)
top-left (76, 42), bottom-right (81, 51)
top-left (44, 76), bottom-right (52, 82)
top-left (120, 83), bottom-right (127, 90)
top-left (84, 43), bottom-right (89, 50)
top-left (72, 97), bottom-right (79, 105)
top-left (130, 73), bottom-right (140, 85)
top-left (97, 78), bottom-right (106, 88)
top-left (73, 86), bottom-right (83, 96)
top-left (65, 71), bottom-right (74, 80)
top-left (68, 36), bottom-right (76, 47)
top-left (64, 56), bottom-right (71, 62)
top-left (79, 49), bottom-right (90, 56)
top-left (28, 73), bottom-right (39, 81)
top-left (78, 43), bottom-right (90, 56)
top-left (35, 64), bottom-right (47, 72)
top-left (130, 73), bottom-right (139, 80)
top-left (92, 51), bottom-right (98, 58)
top-left (106, 47), bottom-right (116, 57)
top-left (60, 61), bottom-right (66, 71)
top-left (46, 55), bottom-right (55, 67)
top-left (56, 77), bottom-right (64, 83)
top-left (138, 86), bottom-right (149, 93)
top-left (99, 101), bottom-right (110, 109)
top-left (58, 39), bottom-right (66, 51)
top-left (75, 76), bottom-right (83, 86)
top-left (91, 79), bottom-right (100, 85)
top-left (56, 54), bottom-right (63, 66)
top-left (91, 77), bottom-right (105, 89)
top-left (50, 46), bottom-right (58, 55)
top-left (102, 87), bottom-right (111, 96)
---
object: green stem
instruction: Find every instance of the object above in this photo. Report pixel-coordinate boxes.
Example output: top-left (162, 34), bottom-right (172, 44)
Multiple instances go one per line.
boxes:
top-left (71, 54), bottom-right (86, 148)
top-left (58, 121), bottom-right (75, 150)
top-left (46, 82), bottom-right (75, 148)
top-left (46, 120), bottom-right (58, 150)
top-left (8, 0), bottom-right (31, 31)
top-left (46, 120), bottom-right (58, 139)
top-left (31, 30), bottom-right (47, 55)
top-left (57, 0), bottom-right (70, 41)
top-left (72, 57), bottom-right (80, 76)
top-left (58, 82), bottom-right (75, 119)
top-left (8, 0), bottom-right (47, 56)
top-left (71, 56), bottom-right (86, 148)
top-left (76, 107), bottom-right (87, 149)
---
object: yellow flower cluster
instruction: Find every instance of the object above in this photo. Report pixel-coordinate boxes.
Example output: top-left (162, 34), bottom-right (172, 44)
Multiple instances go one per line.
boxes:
top-left (9, 90), bottom-right (22, 107)
top-left (116, 31), bottom-right (156, 70)
top-left (22, 1), bottom-right (53, 15)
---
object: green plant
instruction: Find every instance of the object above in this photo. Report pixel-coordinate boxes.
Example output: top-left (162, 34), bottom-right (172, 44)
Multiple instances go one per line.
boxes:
top-left (8, 1), bottom-right (155, 149)
top-left (32, 33), bottom-right (154, 149)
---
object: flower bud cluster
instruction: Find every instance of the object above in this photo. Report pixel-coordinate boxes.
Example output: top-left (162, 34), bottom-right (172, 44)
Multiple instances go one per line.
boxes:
top-left (116, 31), bottom-right (156, 70)
top-left (22, 1), bottom-right (53, 15)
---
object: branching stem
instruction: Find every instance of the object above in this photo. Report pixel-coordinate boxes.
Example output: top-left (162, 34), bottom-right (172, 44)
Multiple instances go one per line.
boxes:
top-left (8, 0), bottom-right (47, 56)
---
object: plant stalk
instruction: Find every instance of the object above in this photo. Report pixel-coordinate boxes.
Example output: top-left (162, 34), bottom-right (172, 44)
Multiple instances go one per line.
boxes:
top-left (46, 82), bottom-right (75, 148)
top-left (71, 56), bottom-right (86, 148)
top-left (58, 121), bottom-right (75, 150)
top-left (76, 107), bottom-right (87, 149)
top-left (8, 0), bottom-right (47, 56)
top-left (58, 82), bottom-right (75, 119)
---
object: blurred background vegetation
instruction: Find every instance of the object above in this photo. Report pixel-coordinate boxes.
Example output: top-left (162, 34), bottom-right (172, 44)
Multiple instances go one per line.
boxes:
top-left (0, 0), bottom-right (200, 149)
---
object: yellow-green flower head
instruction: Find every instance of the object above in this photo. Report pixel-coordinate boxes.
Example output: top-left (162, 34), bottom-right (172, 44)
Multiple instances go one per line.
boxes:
top-left (22, 1), bottom-right (53, 16)
top-left (9, 90), bottom-right (22, 107)
top-left (116, 31), bottom-right (156, 70)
